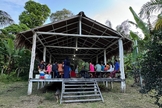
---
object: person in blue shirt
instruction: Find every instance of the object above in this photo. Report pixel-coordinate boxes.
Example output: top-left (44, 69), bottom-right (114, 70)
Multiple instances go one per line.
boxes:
top-left (64, 57), bottom-right (70, 78)
top-left (52, 61), bottom-right (58, 78)
top-left (110, 60), bottom-right (119, 78)
top-left (101, 63), bottom-right (105, 71)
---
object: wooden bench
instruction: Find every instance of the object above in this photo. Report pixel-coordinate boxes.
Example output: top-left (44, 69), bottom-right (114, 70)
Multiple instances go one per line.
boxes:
top-left (88, 71), bottom-right (112, 78)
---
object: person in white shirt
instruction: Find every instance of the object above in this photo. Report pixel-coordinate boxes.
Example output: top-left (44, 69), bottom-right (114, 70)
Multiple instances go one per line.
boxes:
top-left (107, 62), bottom-right (114, 72)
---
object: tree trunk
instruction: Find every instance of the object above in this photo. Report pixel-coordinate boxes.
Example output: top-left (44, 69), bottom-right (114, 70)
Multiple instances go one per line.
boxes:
top-left (7, 56), bottom-right (12, 74)
top-left (1, 67), bottom-right (4, 75)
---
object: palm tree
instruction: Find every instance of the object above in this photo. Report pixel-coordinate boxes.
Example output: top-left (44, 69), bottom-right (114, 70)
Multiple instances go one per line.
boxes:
top-left (154, 12), bottom-right (162, 30)
top-left (139, 0), bottom-right (162, 30)
top-left (116, 20), bottom-right (130, 39)
top-left (105, 19), bottom-right (112, 28)
top-left (139, 0), bottom-right (162, 18)
top-left (0, 10), bottom-right (14, 27)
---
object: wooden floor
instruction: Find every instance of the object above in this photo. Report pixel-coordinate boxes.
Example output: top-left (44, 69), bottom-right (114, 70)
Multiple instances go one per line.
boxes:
top-left (30, 78), bottom-right (123, 82)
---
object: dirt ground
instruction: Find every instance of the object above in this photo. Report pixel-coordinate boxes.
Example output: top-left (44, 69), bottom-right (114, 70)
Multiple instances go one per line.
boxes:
top-left (0, 79), bottom-right (158, 108)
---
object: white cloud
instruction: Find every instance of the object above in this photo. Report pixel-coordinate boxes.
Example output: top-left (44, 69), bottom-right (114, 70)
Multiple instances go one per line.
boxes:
top-left (92, 0), bottom-right (150, 30)
top-left (2, 0), bottom-right (28, 6)
top-left (0, 0), bottom-right (39, 24)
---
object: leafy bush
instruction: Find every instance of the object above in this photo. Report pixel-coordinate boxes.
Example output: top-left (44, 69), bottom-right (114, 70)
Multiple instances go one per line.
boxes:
top-left (140, 30), bottom-right (162, 107)
top-left (0, 72), bottom-right (21, 83)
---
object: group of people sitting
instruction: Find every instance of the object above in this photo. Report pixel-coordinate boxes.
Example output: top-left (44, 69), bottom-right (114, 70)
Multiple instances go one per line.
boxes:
top-left (81, 60), bottom-right (119, 78)
top-left (38, 57), bottom-right (72, 79)
top-left (37, 58), bottom-right (120, 79)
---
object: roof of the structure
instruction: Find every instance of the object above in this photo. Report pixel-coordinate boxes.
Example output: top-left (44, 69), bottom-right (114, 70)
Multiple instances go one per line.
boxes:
top-left (16, 12), bottom-right (132, 62)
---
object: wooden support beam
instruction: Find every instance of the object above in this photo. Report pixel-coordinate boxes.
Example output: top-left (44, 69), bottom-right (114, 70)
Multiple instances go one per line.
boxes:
top-left (36, 32), bottom-right (119, 39)
top-left (51, 53), bottom-right (96, 55)
top-left (43, 47), bottom-right (46, 62)
top-left (49, 54), bottom-right (52, 63)
top-left (37, 36), bottom-right (54, 61)
top-left (92, 40), bottom-right (118, 59)
top-left (96, 55), bottom-right (98, 63)
top-left (46, 46), bottom-right (104, 50)
top-left (104, 49), bottom-right (107, 64)
top-left (28, 33), bottom-right (37, 95)
top-left (118, 38), bottom-right (126, 92)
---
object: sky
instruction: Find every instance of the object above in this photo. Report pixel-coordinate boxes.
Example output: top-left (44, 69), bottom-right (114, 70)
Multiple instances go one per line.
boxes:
top-left (0, 0), bottom-right (150, 30)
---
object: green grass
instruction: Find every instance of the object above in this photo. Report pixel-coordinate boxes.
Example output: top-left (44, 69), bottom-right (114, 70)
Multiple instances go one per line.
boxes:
top-left (0, 79), bottom-right (159, 108)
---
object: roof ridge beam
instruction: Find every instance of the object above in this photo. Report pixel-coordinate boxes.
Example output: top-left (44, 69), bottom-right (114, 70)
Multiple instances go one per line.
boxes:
top-left (36, 32), bottom-right (119, 39)
top-left (46, 45), bottom-right (104, 50)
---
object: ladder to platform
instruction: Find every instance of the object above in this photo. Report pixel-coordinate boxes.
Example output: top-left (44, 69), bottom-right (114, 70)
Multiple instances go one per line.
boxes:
top-left (60, 79), bottom-right (104, 104)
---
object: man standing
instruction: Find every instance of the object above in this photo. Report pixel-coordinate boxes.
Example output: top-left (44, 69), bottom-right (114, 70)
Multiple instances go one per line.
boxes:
top-left (52, 61), bottom-right (58, 78)
top-left (64, 57), bottom-right (70, 78)
top-left (38, 60), bottom-right (45, 72)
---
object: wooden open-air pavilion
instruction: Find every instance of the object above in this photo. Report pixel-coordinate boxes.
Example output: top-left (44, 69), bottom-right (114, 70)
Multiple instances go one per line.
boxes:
top-left (16, 12), bottom-right (132, 98)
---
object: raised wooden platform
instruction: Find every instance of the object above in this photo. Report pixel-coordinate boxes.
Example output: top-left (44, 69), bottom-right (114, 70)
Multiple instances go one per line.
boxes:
top-left (30, 78), bottom-right (123, 82)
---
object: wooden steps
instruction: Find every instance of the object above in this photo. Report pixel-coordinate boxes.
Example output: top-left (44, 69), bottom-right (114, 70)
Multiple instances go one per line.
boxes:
top-left (60, 79), bottom-right (104, 104)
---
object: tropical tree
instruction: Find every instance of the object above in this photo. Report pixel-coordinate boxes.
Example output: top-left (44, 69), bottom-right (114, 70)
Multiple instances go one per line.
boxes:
top-left (4, 23), bottom-right (29, 34)
top-left (130, 5), bottom-right (162, 107)
top-left (50, 8), bottom-right (73, 22)
top-left (154, 12), bottom-right (162, 30)
top-left (19, 0), bottom-right (51, 28)
top-left (129, 7), bottom-right (150, 40)
top-left (0, 36), bottom-right (31, 76)
top-left (139, 0), bottom-right (162, 18)
top-left (0, 10), bottom-right (14, 27)
top-left (140, 30), bottom-right (162, 107)
top-left (105, 20), bottom-right (112, 28)
top-left (0, 23), bottom-right (29, 78)
top-left (139, 0), bottom-right (162, 30)
top-left (0, 38), bottom-right (18, 74)
top-left (116, 20), bottom-right (130, 39)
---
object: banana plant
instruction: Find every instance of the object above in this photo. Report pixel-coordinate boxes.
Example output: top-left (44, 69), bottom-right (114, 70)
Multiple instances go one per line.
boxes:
top-left (129, 6), bottom-right (150, 40)
top-left (129, 7), bottom-right (150, 86)
top-left (2, 38), bottom-right (16, 74)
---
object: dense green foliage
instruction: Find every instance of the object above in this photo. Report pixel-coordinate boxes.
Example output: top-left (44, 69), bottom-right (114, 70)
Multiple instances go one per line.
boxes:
top-left (128, 1), bottom-right (162, 107)
top-left (50, 8), bottom-right (73, 22)
top-left (19, 0), bottom-right (51, 28)
top-left (0, 13), bottom-right (30, 82)
top-left (140, 30), bottom-right (162, 107)
top-left (3, 23), bottom-right (29, 34)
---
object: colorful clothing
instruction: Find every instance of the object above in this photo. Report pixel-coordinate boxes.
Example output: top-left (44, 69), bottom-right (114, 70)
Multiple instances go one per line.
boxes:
top-left (101, 65), bottom-right (105, 71)
top-left (90, 63), bottom-right (95, 72)
top-left (95, 64), bottom-right (102, 71)
top-left (64, 59), bottom-right (70, 78)
top-left (46, 65), bottom-right (52, 74)
top-left (110, 61), bottom-right (120, 78)
top-left (58, 64), bottom-right (63, 72)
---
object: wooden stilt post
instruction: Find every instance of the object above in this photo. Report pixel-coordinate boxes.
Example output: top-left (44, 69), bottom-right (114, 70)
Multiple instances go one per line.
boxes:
top-left (118, 38), bottom-right (126, 92)
top-left (96, 55), bottom-right (98, 63)
top-left (27, 33), bottom-right (37, 95)
top-left (43, 47), bottom-right (46, 62)
top-left (104, 49), bottom-right (107, 65)
top-left (104, 49), bottom-right (108, 86)
top-left (49, 54), bottom-right (52, 63)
